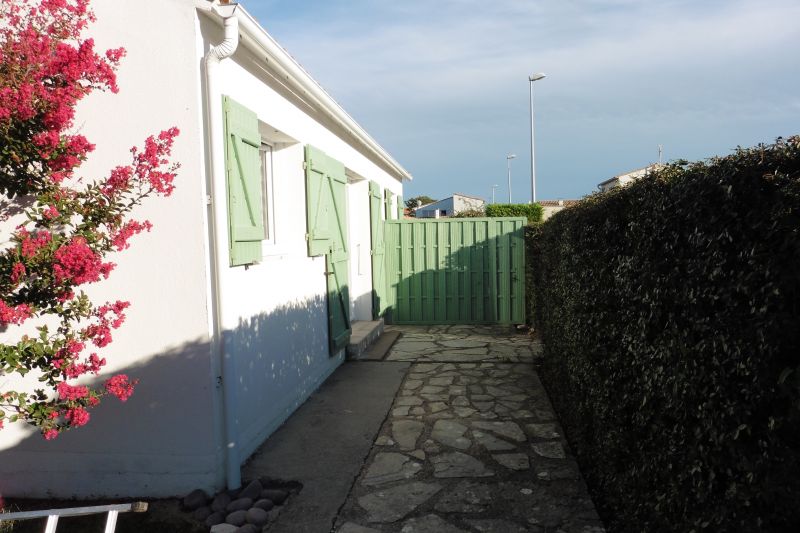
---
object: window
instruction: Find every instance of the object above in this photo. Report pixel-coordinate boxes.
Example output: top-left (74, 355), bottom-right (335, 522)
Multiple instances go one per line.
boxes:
top-left (259, 142), bottom-right (276, 246)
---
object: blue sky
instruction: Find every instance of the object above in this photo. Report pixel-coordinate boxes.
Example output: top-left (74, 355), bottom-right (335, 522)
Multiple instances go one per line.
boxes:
top-left (248, 0), bottom-right (800, 202)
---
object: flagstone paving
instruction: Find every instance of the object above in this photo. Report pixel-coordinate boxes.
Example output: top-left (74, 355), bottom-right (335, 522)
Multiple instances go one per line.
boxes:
top-left (333, 326), bottom-right (604, 533)
top-left (384, 325), bottom-right (542, 363)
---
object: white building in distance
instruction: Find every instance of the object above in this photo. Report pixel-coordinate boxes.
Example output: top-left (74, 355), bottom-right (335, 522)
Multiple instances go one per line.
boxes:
top-left (414, 193), bottom-right (486, 218)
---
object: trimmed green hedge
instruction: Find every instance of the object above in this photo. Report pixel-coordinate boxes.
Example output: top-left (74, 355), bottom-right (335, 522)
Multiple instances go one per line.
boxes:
top-left (524, 222), bottom-right (542, 325)
top-left (529, 137), bottom-right (800, 532)
top-left (486, 203), bottom-right (543, 223)
top-left (452, 207), bottom-right (486, 218)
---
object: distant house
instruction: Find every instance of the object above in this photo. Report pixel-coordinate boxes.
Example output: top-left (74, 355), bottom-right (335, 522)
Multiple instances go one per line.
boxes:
top-left (415, 193), bottom-right (486, 218)
top-left (598, 164), bottom-right (663, 193)
top-left (539, 199), bottom-right (580, 221)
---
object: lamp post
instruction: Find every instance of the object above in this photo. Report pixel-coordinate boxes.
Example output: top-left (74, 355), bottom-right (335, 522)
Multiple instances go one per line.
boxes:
top-left (491, 184), bottom-right (498, 204)
top-left (506, 154), bottom-right (516, 203)
top-left (529, 72), bottom-right (546, 203)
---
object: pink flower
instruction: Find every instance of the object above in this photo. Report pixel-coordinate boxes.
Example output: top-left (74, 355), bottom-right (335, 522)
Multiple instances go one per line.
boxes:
top-left (87, 353), bottom-right (106, 374)
top-left (82, 301), bottom-right (129, 348)
top-left (43, 429), bottom-right (59, 440)
top-left (43, 205), bottom-right (60, 219)
top-left (10, 262), bottom-right (26, 284)
top-left (102, 165), bottom-right (132, 196)
top-left (52, 237), bottom-right (112, 285)
top-left (0, 301), bottom-right (32, 325)
top-left (65, 407), bottom-right (90, 427)
top-left (129, 128), bottom-right (181, 196)
top-left (56, 381), bottom-right (89, 401)
top-left (110, 219), bottom-right (152, 250)
top-left (19, 229), bottom-right (52, 258)
top-left (82, 322), bottom-right (111, 348)
top-left (105, 374), bottom-right (135, 402)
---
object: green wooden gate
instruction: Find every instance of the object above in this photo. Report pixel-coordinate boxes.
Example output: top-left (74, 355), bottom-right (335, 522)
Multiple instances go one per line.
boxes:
top-left (384, 218), bottom-right (526, 324)
top-left (305, 145), bottom-right (351, 354)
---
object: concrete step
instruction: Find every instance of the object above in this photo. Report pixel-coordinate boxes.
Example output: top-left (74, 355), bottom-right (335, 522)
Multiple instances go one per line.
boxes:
top-left (346, 319), bottom-right (384, 360)
top-left (360, 330), bottom-right (402, 361)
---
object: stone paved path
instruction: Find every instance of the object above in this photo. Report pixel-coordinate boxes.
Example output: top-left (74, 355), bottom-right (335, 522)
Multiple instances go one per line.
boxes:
top-left (334, 326), bottom-right (605, 533)
top-left (384, 324), bottom-right (540, 363)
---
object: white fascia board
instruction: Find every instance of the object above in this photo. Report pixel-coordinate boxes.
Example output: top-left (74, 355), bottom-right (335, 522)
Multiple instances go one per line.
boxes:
top-left (196, 1), bottom-right (412, 183)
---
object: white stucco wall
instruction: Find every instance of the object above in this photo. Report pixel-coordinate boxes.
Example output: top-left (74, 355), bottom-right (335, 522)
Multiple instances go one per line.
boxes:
top-left (0, 0), bottom-right (406, 499)
top-left (347, 178), bottom-right (374, 321)
top-left (0, 0), bottom-right (218, 498)
top-left (453, 195), bottom-right (486, 213)
top-left (199, 14), bottom-right (404, 468)
top-left (416, 198), bottom-right (455, 218)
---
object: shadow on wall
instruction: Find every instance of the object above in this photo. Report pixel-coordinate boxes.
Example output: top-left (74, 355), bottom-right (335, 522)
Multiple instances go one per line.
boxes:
top-left (225, 295), bottom-right (335, 463)
top-left (0, 295), bottom-right (334, 499)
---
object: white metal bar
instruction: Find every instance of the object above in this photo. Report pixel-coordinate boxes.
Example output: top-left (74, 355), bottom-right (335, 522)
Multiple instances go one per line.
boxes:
top-left (104, 510), bottom-right (119, 533)
top-left (44, 515), bottom-right (59, 533)
top-left (0, 502), bottom-right (148, 523)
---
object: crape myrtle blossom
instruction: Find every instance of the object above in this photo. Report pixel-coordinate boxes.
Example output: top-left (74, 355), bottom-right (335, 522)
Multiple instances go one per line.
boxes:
top-left (0, 0), bottom-right (179, 439)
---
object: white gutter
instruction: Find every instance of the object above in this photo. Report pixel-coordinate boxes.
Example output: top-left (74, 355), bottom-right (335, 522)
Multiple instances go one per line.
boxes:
top-left (203, 1), bottom-right (242, 491)
top-left (198, 1), bottom-right (412, 182)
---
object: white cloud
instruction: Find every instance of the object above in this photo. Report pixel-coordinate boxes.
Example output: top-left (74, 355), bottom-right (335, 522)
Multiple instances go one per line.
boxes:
top-left (251, 0), bottom-right (800, 199)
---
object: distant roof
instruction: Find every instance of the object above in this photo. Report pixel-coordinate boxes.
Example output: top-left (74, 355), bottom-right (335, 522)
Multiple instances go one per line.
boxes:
top-left (598, 163), bottom-right (663, 186)
top-left (538, 199), bottom-right (580, 207)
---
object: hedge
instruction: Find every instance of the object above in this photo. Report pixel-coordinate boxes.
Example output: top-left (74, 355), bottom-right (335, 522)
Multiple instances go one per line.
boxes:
top-left (486, 203), bottom-right (543, 223)
top-left (529, 137), bottom-right (800, 532)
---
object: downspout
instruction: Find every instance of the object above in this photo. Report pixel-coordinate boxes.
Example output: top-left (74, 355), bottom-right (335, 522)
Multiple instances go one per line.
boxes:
top-left (203, 1), bottom-right (241, 490)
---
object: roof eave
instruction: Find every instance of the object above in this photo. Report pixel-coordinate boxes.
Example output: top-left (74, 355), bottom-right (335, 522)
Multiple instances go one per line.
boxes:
top-left (198, 2), bottom-right (412, 183)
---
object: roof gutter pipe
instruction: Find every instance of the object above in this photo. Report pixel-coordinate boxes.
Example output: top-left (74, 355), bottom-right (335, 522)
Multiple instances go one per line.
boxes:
top-left (203, 1), bottom-right (242, 491)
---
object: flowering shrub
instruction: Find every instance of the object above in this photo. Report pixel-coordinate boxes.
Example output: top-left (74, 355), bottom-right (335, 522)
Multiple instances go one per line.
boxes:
top-left (0, 0), bottom-right (179, 438)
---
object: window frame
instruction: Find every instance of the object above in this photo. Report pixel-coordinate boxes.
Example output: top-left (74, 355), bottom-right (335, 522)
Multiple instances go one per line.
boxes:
top-left (259, 140), bottom-right (277, 249)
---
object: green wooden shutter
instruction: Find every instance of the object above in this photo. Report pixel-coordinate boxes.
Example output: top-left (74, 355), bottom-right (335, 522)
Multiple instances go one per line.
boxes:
top-left (397, 195), bottom-right (404, 219)
top-left (224, 96), bottom-right (265, 266)
top-left (385, 189), bottom-right (394, 220)
top-left (305, 145), bottom-right (352, 353)
top-left (369, 182), bottom-right (387, 318)
top-left (305, 146), bottom-right (334, 256)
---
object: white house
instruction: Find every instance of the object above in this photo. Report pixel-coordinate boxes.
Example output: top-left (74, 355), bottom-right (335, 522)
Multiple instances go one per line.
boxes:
top-left (597, 164), bottom-right (662, 193)
top-left (414, 193), bottom-right (485, 218)
top-left (539, 199), bottom-right (580, 221)
top-left (0, 0), bottom-right (410, 498)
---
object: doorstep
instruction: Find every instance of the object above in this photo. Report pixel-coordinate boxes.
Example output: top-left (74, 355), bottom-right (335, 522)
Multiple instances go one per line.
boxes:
top-left (346, 319), bottom-right (384, 360)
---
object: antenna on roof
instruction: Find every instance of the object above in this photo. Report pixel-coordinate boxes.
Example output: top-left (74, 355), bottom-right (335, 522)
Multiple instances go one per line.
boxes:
top-left (658, 144), bottom-right (663, 164)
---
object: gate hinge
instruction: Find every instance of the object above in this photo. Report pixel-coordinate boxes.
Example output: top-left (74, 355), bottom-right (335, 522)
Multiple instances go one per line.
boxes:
top-left (302, 161), bottom-right (308, 170)
top-left (305, 233), bottom-right (310, 241)
top-left (205, 195), bottom-right (212, 205)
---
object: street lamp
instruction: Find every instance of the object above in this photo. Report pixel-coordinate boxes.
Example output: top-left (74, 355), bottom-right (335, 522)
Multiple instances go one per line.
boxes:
top-left (506, 154), bottom-right (516, 203)
top-left (529, 72), bottom-right (546, 203)
top-left (491, 184), bottom-right (498, 204)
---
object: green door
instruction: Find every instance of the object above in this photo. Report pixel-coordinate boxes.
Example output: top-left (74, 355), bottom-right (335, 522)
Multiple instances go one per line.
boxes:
top-left (369, 182), bottom-right (387, 318)
top-left (305, 145), bottom-right (351, 354)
